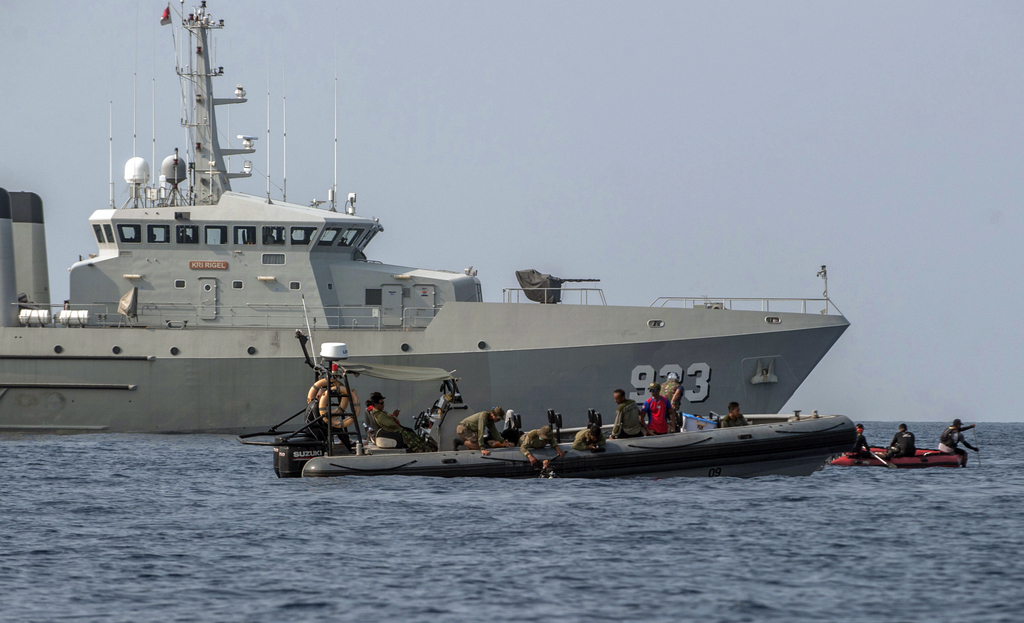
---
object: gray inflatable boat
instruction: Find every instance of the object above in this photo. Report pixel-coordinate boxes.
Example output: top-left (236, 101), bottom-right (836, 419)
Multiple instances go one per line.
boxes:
top-left (241, 337), bottom-right (854, 479)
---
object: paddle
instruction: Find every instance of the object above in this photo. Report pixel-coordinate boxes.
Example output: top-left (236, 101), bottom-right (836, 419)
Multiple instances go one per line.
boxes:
top-left (871, 450), bottom-right (897, 469)
top-left (972, 426), bottom-right (982, 467)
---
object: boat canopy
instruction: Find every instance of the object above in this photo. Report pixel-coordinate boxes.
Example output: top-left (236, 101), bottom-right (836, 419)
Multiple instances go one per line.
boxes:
top-left (336, 362), bottom-right (454, 382)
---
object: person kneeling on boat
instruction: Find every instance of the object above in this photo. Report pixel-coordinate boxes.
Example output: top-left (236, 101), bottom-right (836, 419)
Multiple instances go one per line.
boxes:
top-left (520, 425), bottom-right (566, 469)
top-left (573, 424), bottom-right (606, 453)
top-left (938, 419), bottom-right (977, 466)
top-left (848, 423), bottom-right (872, 458)
top-left (719, 402), bottom-right (750, 428)
top-left (610, 389), bottom-right (645, 439)
top-left (884, 423), bottom-right (916, 459)
top-left (455, 407), bottom-right (513, 455)
top-left (368, 392), bottom-right (431, 453)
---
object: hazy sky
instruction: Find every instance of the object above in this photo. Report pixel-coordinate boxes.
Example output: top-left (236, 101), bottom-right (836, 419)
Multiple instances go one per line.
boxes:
top-left (2, 1), bottom-right (1022, 422)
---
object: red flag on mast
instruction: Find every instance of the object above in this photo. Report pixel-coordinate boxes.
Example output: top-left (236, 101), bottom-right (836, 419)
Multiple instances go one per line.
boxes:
top-left (160, 6), bottom-right (172, 26)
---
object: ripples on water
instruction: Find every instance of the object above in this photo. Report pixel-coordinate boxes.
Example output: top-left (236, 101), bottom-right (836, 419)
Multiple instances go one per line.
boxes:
top-left (2, 422), bottom-right (1022, 623)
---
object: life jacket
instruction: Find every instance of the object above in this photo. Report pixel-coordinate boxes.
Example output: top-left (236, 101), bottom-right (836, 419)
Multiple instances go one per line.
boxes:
top-left (645, 396), bottom-right (670, 434)
top-left (940, 427), bottom-right (960, 449)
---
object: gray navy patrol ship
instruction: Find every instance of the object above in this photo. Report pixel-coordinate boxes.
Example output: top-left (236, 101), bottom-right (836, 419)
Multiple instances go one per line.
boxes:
top-left (0, 3), bottom-right (849, 434)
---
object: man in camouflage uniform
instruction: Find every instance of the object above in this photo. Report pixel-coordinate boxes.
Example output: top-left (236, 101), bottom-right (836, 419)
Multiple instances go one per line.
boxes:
top-left (610, 388), bottom-right (645, 438)
top-left (367, 392), bottom-right (431, 453)
top-left (573, 424), bottom-right (606, 452)
top-left (662, 372), bottom-right (683, 431)
top-left (455, 407), bottom-right (512, 454)
top-left (519, 425), bottom-right (565, 468)
top-left (719, 401), bottom-right (750, 428)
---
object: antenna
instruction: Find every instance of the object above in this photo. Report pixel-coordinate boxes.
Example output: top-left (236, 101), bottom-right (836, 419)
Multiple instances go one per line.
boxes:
top-left (133, 2), bottom-right (138, 159)
top-left (266, 52), bottom-right (271, 202)
top-left (282, 76), bottom-right (287, 203)
top-left (333, 56), bottom-right (338, 211)
top-left (152, 14), bottom-right (156, 199)
top-left (109, 90), bottom-right (114, 209)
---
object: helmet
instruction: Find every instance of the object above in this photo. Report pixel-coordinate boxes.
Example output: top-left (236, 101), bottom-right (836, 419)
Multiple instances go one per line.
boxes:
top-left (666, 372), bottom-right (680, 382)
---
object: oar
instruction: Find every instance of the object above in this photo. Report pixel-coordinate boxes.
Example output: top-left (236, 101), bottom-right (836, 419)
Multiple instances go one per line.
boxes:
top-left (238, 406), bottom-right (308, 438)
top-left (871, 450), bottom-right (896, 469)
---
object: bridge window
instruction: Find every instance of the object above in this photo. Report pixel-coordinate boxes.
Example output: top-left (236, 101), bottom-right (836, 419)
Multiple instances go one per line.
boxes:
top-left (103, 224), bottom-right (115, 243)
top-left (318, 227), bottom-right (342, 246)
top-left (339, 228), bottom-right (364, 247)
top-left (234, 226), bottom-right (256, 245)
top-left (262, 226), bottom-right (285, 245)
top-left (359, 230), bottom-right (378, 248)
top-left (92, 224), bottom-right (105, 243)
top-left (205, 225), bottom-right (228, 245)
top-left (290, 226), bottom-right (317, 245)
top-left (117, 224), bottom-right (142, 243)
top-left (148, 224), bottom-right (170, 243)
top-left (176, 225), bottom-right (199, 244)
top-left (261, 253), bottom-right (285, 265)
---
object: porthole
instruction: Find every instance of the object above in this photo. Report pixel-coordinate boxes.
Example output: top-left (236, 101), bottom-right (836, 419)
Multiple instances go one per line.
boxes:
top-left (477, 341), bottom-right (487, 350)
top-left (232, 280), bottom-right (243, 289)
top-left (170, 347), bottom-right (180, 356)
top-left (765, 316), bottom-right (781, 324)
top-left (53, 345), bottom-right (63, 354)
top-left (174, 279), bottom-right (186, 289)
top-left (111, 346), bottom-right (122, 354)
top-left (289, 281), bottom-right (300, 290)
top-left (247, 346), bottom-right (257, 355)
top-left (203, 283), bottom-right (213, 292)
top-left (401, 343), bottom-right (410, 352)
top-left (647, 320), bottom-right (665, 328)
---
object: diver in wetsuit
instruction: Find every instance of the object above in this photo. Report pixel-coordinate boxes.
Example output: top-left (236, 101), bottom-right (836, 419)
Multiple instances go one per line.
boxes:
top-left (884, 423), bottom-right (916, 459)
top-left (850, 423), bottom-right (872, 458)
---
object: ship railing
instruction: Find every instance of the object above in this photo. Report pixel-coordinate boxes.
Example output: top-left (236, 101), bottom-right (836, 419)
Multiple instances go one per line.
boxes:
top-left (17, 301), bottom-right (441, 330)
top-left (501, 288), bottom-right (607, 305)
top-left (649, 296), bottom-right (843, 315)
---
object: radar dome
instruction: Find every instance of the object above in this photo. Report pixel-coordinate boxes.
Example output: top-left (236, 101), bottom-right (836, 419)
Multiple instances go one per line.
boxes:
top-left (123, 157), bottom-right (150, 185)
top-left (161, 154), bottom-right (187, 185)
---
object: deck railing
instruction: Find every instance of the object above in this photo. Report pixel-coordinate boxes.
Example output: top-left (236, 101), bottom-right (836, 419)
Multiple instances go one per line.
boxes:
top-left (649, 296), bottom-right (842, 315)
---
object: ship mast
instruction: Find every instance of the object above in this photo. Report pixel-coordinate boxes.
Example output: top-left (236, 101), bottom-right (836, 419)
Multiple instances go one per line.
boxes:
top-left (176, 1), bottom-right (252, 205)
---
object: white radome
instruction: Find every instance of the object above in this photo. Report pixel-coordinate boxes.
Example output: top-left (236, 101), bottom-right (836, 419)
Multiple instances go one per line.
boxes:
top-left (320, 343), bottom-right (349, 360)
top-left (123, 157), bottom-right (150, 185)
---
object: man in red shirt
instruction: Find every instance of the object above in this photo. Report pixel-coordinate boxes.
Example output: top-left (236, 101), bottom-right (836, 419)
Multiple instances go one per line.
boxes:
top-left (641, 382), bottom-right (673, 435)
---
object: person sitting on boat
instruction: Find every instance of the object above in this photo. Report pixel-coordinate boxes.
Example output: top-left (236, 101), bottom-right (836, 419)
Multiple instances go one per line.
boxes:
top-left (610, 389), bottom-right (645, 439)
top-left (848, 423), bottom-right (872, 458)
top-left (573, 424), bottom-right (606, 453)
top-left (719, 402), bottom-right (750, 428)
top-left (367, 392), bottom-right (431, 453)
top-left (938, 419), bottom-right (977, 466)
top-left (455, 407), bottom-right (512, 455)
top-left (519, 425), bottom-right (566, 469)
top-left (884, 423), bottom-right (917, 459)
top-left (641, 382), bottom-right (673, 434)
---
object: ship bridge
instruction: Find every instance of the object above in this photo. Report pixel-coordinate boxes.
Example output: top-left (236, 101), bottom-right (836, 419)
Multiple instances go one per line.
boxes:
top-left (65, 192), bottom-right (482, 330)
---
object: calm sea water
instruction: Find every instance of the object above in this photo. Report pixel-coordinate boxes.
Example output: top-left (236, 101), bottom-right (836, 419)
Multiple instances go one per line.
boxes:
top-left (2, 421), bottom-right (1022, 623)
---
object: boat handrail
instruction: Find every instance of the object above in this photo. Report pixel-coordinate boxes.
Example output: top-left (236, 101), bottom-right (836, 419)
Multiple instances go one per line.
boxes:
top-left (650, 296), bottom-right (843, 315)
top-left (501, 288), bottom-right (607, 305)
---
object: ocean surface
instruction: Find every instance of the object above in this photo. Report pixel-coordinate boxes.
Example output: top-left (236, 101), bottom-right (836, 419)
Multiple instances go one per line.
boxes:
top-left (2, 421), bottom-right (1022, 623)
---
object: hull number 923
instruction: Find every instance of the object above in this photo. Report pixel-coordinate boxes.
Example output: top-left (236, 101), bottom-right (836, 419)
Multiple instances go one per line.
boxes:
top-left (629, 363), bottom-right (711, 403)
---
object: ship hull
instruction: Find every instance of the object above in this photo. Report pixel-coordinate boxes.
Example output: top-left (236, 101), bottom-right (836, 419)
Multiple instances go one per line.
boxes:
top-left (0, 303), bottom-right (848, 433)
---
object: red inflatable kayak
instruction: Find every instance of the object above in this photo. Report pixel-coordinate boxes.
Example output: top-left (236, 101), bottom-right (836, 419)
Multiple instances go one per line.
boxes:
top-left (830, 447), bottom-right (965, 468)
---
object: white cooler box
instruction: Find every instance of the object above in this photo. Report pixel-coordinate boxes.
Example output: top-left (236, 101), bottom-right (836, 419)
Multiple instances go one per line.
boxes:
top-left (681, 414), bottom-right (717, 431)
